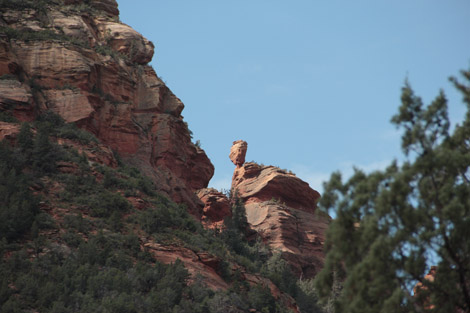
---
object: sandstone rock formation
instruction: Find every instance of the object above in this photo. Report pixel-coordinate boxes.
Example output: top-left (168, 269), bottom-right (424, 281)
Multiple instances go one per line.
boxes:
top-left (0, 3), bottom-right (331, 311)
top-left (245, 201), bottom-right (329, 277)
top-left (229, 139), bottom-right (247, 167)
top-left (144, 242), bottom-right (229, 290)
top-left (0, 121), bottom-right (20, 142)
top-left (197, 188), bottom-right (231, 226)
top-left (230, 140), bottom-right (328, 278)
top-left (0, 0), bottom-right (213, 213)
top-left (56, 138), bottom-right (118, 167)
top-left (233, 162), bottom-right (320, 213)
top-left (0, 79), bottom-right (35, 121)
top-left (144, 242), bottom-right (300, 312)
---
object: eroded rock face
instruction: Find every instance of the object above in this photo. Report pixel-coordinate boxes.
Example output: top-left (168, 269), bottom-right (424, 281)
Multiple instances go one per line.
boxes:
top-left (90, 0), bottom-right (120, 16)
top-left (0, 79), bottom-right (32, 107)
top-left (96, 20), bottom-right (154, 64)
top-left (0, 2), bottom-right (310, 306)
top-left (0, 121), bottom-right (20, 142)
top-left (233, 162), bottom-right (320, 212)
top-left (144, 242), bottom-right (229, 291)
top-left (230, 141), bottom-right (327, 278)
top-left (229, 139), bottom-right (247, 167)
top-left (197, 188), bottom-right (231, 225)
top-left (144, 241), bottom-right (300, 312)
top-left (0, 1), bottom-right (214, 213)
top-left (43, 89), bottom-right (94, 123)
top-left (56, 138), bottom-right (117, 167)
top-left (246, 201), bottom-right (329, 277)
top-left (0, 79), bottom-right (35, 121)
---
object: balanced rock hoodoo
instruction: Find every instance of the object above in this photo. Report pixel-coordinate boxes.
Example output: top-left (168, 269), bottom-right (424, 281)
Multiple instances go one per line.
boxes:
top-left (230, 140), bottom-right (329, 278)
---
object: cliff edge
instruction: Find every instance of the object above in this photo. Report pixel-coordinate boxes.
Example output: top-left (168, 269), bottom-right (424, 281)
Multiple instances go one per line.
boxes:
top-left (0, 0), bottom-right (213, 213)
top-left (230, 140), bottom-right (329, 278)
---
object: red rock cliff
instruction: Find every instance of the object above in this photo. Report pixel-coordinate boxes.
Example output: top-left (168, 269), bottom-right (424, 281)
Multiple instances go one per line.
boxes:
top-left (230, 140), bottom-right (329, 278)
top-left (0, 0), bottom-right (214, 213)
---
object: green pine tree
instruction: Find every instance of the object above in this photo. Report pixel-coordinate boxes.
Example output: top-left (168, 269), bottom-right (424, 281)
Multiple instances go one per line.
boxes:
top-left (32, 126), bottom-right (59, 174)
top-left (315, 69), bottom-right (470, 313)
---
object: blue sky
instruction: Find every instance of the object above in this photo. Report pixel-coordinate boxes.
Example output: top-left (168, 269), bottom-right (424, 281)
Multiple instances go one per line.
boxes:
top-left (116, 0), bottom-right (470, 192)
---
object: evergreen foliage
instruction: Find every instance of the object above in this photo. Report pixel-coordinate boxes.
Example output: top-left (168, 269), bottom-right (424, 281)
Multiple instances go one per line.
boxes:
top-left (0, 112), bottom-right (311, 313)
top-left (0, 111), bottom-right (19, 123)
top-left (32, 126), bottom-right (61, 174)
top-left (0, 0), bottom-right (48, 12)
top-left (261, 254), bottom-right (297, 296)
top-left (0, 26), bottom-right (89, 47)
top-left (0, 142), bottom-right (38, 242)
top-left (315, 69), bottom-right (470, 312)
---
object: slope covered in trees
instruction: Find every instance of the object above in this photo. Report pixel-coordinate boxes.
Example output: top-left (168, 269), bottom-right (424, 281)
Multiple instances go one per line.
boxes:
top-left (0, 112), bottom-right (307, 313)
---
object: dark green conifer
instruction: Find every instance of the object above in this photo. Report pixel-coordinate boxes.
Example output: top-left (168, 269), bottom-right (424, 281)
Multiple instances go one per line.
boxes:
top-left (315, 69), bottom-right (470, 313)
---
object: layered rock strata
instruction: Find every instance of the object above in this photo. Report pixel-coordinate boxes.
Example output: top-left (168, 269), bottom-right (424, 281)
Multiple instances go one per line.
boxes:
top-left (197, 188), bottom-right (231, 226)
top-left (0, 0), bottom-right (213, 213)
top-left (229, 139), bottom-right (247, 167)
top-left (230, 140), bottom-right (329, 277)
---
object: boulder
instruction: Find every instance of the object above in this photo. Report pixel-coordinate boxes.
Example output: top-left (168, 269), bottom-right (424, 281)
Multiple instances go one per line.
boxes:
top-left (229, 139), bottom-right (247, 167)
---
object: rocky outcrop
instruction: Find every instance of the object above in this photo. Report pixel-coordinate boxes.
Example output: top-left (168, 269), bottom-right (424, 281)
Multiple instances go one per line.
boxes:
top-left (0, 79), bottom-right (35, 121)
top-left (0, 3), bottom-right (329, 310)
top-left (229, 139), bottom-right (247, 167)
top-left (144, 242), bottom-right (300, 312)
top-left (233, 162), bottom-right (320, 212)
top-left (197, 188), bottom-right (231, 226)
top-left (144, 242), bottom-right (229, 291)
top-left (0, 121), bottom-right (20, 142)
top-left (245, 201), bottom-right (329, 277)
top-left (0, 1), bottom-right (214, 213)
top-left (43, 89), bottom-right (94, 123)
top-left (0, 79), bottom-right (32, 107)
top-left (56, 138), bottom-right (117, 167)
top-left (230, 141), bottom-right (327, 278)
top-left (96, 19), bottom-right (154, 64)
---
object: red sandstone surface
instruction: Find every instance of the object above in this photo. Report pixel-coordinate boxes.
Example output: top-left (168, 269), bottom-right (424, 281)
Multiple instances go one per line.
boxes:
top-left (197, 188), bottom-right (232, 225)
top-left (0, 0), bottom-right (213, 213)
top-left (0, 2), bottom-right (329, 307)
top-left (230, 140), bottom-right (328, 278)
top-left (229, 139), bottom-right (248, 167)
